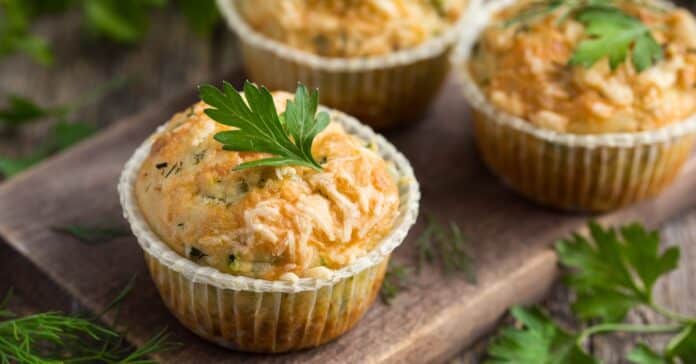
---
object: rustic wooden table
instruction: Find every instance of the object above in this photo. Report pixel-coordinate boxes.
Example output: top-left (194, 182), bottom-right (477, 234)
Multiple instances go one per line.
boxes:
top-left (1, 6), bottom-right (695, 364)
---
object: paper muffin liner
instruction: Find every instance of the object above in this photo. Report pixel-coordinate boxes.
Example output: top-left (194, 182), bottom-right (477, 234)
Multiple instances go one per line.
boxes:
top-left (452, 0), bottom-right (696, 212)
top-left (118, 107), bottom-right (420, 352)
top-left (216, 0), bottom-right (479, 129)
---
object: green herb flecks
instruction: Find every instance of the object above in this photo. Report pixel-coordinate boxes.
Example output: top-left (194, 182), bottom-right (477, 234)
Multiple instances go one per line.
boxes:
top-left (188, 246), bottom-right (207, 260)
top-left (380, 261), bottom-right (412, 305)
top-left (199, 81), bottom-right (330, 171)
top-left (416, 215), bottom-right (476, 282)
top-left (485, 221), bottom-right (696, 363)
top-left (569, 5), bottom-right (663, 71)
top-left (53, 224), bottom-right (130, 245)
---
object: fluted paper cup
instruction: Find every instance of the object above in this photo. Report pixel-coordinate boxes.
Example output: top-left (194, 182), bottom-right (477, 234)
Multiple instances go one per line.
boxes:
top-left (118, 107), bottom-right (420, 353)
top-left (452, 0), bottom-right (696, 212)
top-left (216, 0), bottom-right (478, 129)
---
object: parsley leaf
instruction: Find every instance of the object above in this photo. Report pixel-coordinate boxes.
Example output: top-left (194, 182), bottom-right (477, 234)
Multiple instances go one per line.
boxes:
top-left (628, 343), bottom-right (668, 364)
top-left (0, 94), bottom-right (67, 127)
top-left (569, 5), bottom-right (663, 71)
top-left (0, 0), bottom-right (55, 65)
top-left (380, 261), bottom-right (411, 305)
top-left (54, 120), bottom-right (96, 150)
top-left (485, 306), bottom-right (598, 364)
top-left (666, 324), bottom-right (696, 362)
top-left (53, 224), bottom-right (130, 245)
top-left (0, 151), bottom-right (48, 177)
top-left (82, 0), bottom-right (165, 43)
top-left (556, 221), bottom-right (679, 323)
top-left (200, 81), bottom-right (329, 171)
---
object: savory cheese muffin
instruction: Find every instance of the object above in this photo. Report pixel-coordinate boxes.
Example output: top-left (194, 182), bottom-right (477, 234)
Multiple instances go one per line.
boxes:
top-left (218, 0), bottom-right (472, 129)
top-left (456, 0), bottom-right (696, 211)
top-left (134, 92), bottom-right (400, 281)
top-left (238, 0), bottom-right (466, 57)
top-left (469, 0), bottom-right (696, 134)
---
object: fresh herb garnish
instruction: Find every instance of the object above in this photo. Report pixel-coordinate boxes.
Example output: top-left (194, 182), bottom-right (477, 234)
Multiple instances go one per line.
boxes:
top-left (199, 81), bottom-right (330, 171)
top-left (504, 1), bottom-right (664, 72)
top-left (380, 261), bottom-right (412, 305)
top-left (0, 94), bottom-right (67, 128)
top-left (557, 221), bottom-right (680, 323)
top-left (485, 222), bottom-right (695, 363)
top-left (188, 246), bottom-right (207, 260)
top-left (0, 0), bottom-right (220, 65)
top-left (0, 78), bottom-right (127, 178)
top-left (53, 224), bottom-right (130, 245)
top-left (0, 282), bottom-right (175, 363)
top-left (569, 5), bottom-right (663, 71)
top-left (416, 214), bottom-right (476, 282)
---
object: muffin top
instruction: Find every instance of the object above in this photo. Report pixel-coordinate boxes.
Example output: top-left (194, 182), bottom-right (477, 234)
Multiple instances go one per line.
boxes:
top-left (238, 0), bottom-right (466, 57)
top-left (134, 93), bottom-right (400, 281)
top-left (469, 0), bottom-right (696, 134)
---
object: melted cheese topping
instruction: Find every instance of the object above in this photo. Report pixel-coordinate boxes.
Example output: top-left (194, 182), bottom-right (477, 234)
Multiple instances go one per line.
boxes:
top-left (238, 0), bottom-right (466, 57)
top-left (469, 1), bottom-right (696, 133)
top-left (134, 93), bottom-right (399, 280)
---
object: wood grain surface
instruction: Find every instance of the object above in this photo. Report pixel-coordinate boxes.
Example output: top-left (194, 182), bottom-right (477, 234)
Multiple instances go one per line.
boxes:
top-left (2, 75), bottom-right (696, 363)
top-left (2, 4), bottom-right (696, 363)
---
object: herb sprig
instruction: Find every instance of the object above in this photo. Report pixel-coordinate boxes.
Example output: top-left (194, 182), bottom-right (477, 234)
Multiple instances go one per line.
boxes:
top-left (504, 0), bottom-right (664, 72)
top-left (199, 81), bottom-right (329, 171)
top-left (416, 214), bottom-right (476, 282)
top-left (485, 222), bottom-right (696, 363)
top-left (0, 282), bottom-right (175, 363)
top-left (0, 77), bottom-right (127, 178)
top-left (0, 0), bottom-right (220, 66)
top-left (379, 216), bottom-right (477, 304)
top-left (380, 261), bottom-right (412, 305)
top-left (53, 224), bottom-right (131, 245)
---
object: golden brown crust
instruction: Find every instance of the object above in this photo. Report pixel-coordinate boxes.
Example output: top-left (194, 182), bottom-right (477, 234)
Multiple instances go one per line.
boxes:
top-left (134, 93), bottom-right (399, 280)
top-left (238, 0), bottom-right (466, 57)
top-left (469, 1), bottom-right (696, 133)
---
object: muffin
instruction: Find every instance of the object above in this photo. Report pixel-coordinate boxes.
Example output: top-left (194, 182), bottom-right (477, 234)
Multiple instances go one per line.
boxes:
top-left (118, 85), bottom-right (419, 352)
top-left (217, 0), bottom-right (473, 129)
top-left (455, 0), bottom-right (696, 211)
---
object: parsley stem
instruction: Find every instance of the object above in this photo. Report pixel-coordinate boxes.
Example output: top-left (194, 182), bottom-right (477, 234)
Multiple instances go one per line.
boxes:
top-left (649, 303), bottom-right (696, 324)
top-left (577, 323), bottom-right (682, 346)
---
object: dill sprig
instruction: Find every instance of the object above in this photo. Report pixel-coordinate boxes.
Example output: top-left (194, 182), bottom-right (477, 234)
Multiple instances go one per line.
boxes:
top-left (380, 261), bottom-right (412, 305)
top-left (0, 281), bottom-right (175, 363)
top-left (416, 214), bottom-right (476, 283)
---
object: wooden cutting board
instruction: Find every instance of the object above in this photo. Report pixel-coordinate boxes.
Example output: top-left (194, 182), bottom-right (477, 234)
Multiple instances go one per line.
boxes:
top-left (2, 73), bottom-right (696, 363)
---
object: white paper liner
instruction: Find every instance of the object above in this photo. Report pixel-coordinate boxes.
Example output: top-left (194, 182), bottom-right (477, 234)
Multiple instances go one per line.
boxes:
top-left (216, 0), bottom-right (478, 72)
top-left (452, 0), bottom-right (696, 148)
top-left (216, 0), bottom-right (481, 128)
top-left (118, 106), bottom-right (420, 294)
top-left (450, 0), bottom-right (696, 211)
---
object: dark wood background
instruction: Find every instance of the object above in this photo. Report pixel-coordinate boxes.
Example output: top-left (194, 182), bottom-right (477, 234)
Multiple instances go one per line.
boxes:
top-left (1, 5), bottom-right (696, 363)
